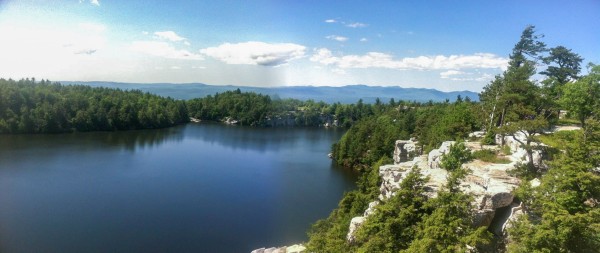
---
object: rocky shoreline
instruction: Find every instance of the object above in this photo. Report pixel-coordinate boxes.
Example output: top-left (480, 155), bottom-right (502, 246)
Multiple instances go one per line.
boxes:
top-left (250, 244), bottom-right (305, 253)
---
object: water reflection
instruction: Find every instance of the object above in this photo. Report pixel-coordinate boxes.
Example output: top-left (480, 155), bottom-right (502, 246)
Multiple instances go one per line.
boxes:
top-left (0, 126), bottom-right (184, 154)
top-left (185, 122), bottom-right (345, 153)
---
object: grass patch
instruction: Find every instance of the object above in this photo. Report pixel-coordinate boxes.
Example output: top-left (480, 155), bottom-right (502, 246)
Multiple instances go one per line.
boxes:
top-left (557, 118), bottom-right (580, 125)
top-left (473, 149), bottom-right (511, 164)
top-left (535, 131), bottom-right (579, 148)
top-left (500, 145), bottom-right (512, 155)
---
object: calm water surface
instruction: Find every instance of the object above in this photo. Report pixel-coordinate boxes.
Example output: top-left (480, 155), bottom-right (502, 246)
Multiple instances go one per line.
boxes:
top-left (0, 123), bottom-right (357, 253)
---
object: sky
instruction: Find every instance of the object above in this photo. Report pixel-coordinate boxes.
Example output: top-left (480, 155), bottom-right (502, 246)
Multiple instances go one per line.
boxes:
top-left (0, 0), bottom-right (598, 92)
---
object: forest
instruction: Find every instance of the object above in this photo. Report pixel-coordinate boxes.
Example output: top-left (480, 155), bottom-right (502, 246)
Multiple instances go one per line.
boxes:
top-left (306, 25), bottom-right (600, 252)
top-left (186, 88), bottom-right (392, 127)
top-left (0, 79), bottom-right (389, 133)
top-left (0, 79), bottom-right (188, 133)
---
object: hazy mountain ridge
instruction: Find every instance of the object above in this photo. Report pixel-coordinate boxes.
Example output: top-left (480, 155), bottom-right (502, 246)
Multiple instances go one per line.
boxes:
top-left (60, 81), bottom-right (479, 103)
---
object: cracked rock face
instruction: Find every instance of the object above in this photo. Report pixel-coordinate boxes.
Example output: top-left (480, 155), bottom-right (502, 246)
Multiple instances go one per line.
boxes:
top-left (347, 135), bottom-right (531, 242)
top-left (393, 140), bottom-right (422, 164)
top-left (461, 161), bottom-right (521, 227)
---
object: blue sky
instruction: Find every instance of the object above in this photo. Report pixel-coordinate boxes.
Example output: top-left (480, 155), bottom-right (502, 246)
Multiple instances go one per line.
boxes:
top-left (0, 0), bottom-right (598, 91)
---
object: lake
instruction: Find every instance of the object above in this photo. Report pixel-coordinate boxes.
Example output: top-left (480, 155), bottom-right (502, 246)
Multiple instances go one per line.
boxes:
top-left (0, 123), bottom-right (357, 253)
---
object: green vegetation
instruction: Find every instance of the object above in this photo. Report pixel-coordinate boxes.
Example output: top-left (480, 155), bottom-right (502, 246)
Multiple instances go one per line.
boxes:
top-left (332, 99), bottom-right (480, 170)
top-left (308, 25), bottom-right (600, 253)
top-left (0, 78), bottom-right (188, 133)
top-left (508, 123), bottom-right (600, 252)
top-left (405, 142), bottom-right (491, 253)
top-left (472, 149), bottom-right (511, 164)
top-left (535, 130), bottom-right (579, 149)
top-left (440, 142), bottom-right (472, 172)
top-left (560, 64), bottom-right (600, 128)
top-left (186, 89), bottom-right (376, 127)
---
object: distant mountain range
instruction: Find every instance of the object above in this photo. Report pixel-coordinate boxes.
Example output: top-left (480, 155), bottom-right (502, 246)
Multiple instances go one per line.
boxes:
top-left (59, 81), bottom-right (479, 104)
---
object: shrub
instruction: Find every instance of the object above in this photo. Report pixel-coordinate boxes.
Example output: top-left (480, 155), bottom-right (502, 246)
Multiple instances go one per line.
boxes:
top-left (472, 149), bottom-right (511, 164)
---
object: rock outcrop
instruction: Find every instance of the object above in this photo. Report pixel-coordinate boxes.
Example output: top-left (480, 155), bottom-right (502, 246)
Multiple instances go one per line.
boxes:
top-left (346, 133), bottom-right (543, 242)
top-left (496, 132), bottom-right (547, 169)
top-left (393, 139), bottom-right (422, 164)
top-left (427, 141), bottom-right (456, 170)
top-left (346, 216), bottom-right (366, 242)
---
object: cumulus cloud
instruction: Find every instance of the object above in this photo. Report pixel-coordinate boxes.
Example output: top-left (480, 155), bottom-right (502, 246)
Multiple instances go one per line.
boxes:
top-left (346, 22), bottom-right (367, 28)
top-left (154, 31), bottom-right (186, 42)
top-left (440, 70), bottom-right (465, 79)
top-left (324, 19), bottom-right (337, 23)
top-left (360, 37), bottom-right (368, 42)
top-left (326, 35), bottom-right (348, 42)
top-left (440, 70), bottom-right (494, 81)
top-left (130, 41), bottom-right (203, 60)
top-left (310, 48), bottom-right (509, 70)
top-left (200, 41), bottom-right (306, 66)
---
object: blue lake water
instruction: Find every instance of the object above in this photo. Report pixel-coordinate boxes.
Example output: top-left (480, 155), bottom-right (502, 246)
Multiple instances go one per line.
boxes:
top-left (0, 123), bottom-right (356, 253)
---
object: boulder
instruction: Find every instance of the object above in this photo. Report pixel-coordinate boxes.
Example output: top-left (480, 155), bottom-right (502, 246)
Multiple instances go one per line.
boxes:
top-left (427, 141), bottom-right (455, 169)
top-left (347, 216), bottom-right (366, 243)
top-left (286, 244), bottom-right (306, 253)
top-left (363, 201), bottom-right (379, 217)
top-left (469, 131), bottom-right (486, 138)
top-left (393, 140), bottom-right (421, 164)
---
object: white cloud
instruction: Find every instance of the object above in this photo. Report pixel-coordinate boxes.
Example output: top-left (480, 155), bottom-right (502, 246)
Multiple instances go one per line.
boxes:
top-left (130, 41), bottom-right (203, 60)
top-left (324, 19), bottom-right (337, 23)
top-left (440, 70), bottom-right (494, 81)
top-left (142, 31), bottom-right (149, 35)
top-left (200, 41), bottom-right (306, 66)
top-left (154, 31), bottom-right (186, 42)
top-left (170, 66), bottom-right (181, 69)
top-left (326, 35), bottom-right (348, 42)
top-left (360, 37), bottom-right (368, 42)
top-left (79, 0), bottom-right (99, 6)
top-left (310, 48), bottom-right (509, 70)
top-left (440, 70), bottom-right (465, 79)
top-left (346, 22), bottom-right (367, 28)
top-left (331, 68), bottom-right (346, 75)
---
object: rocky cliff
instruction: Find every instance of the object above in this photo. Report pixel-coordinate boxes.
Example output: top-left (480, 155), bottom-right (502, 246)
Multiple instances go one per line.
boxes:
top-left (346, 131), bottom-right (546, 242)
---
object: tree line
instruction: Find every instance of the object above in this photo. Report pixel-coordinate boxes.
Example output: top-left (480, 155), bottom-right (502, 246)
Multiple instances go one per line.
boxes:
top-left (186, 88), bottom-right (388, 127)
top-left (0, 78), bottom-right (188, 133)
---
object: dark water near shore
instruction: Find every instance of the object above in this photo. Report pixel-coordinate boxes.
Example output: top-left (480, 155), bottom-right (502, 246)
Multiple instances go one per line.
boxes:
top-left (0, 123), bottom-right (357, 253)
